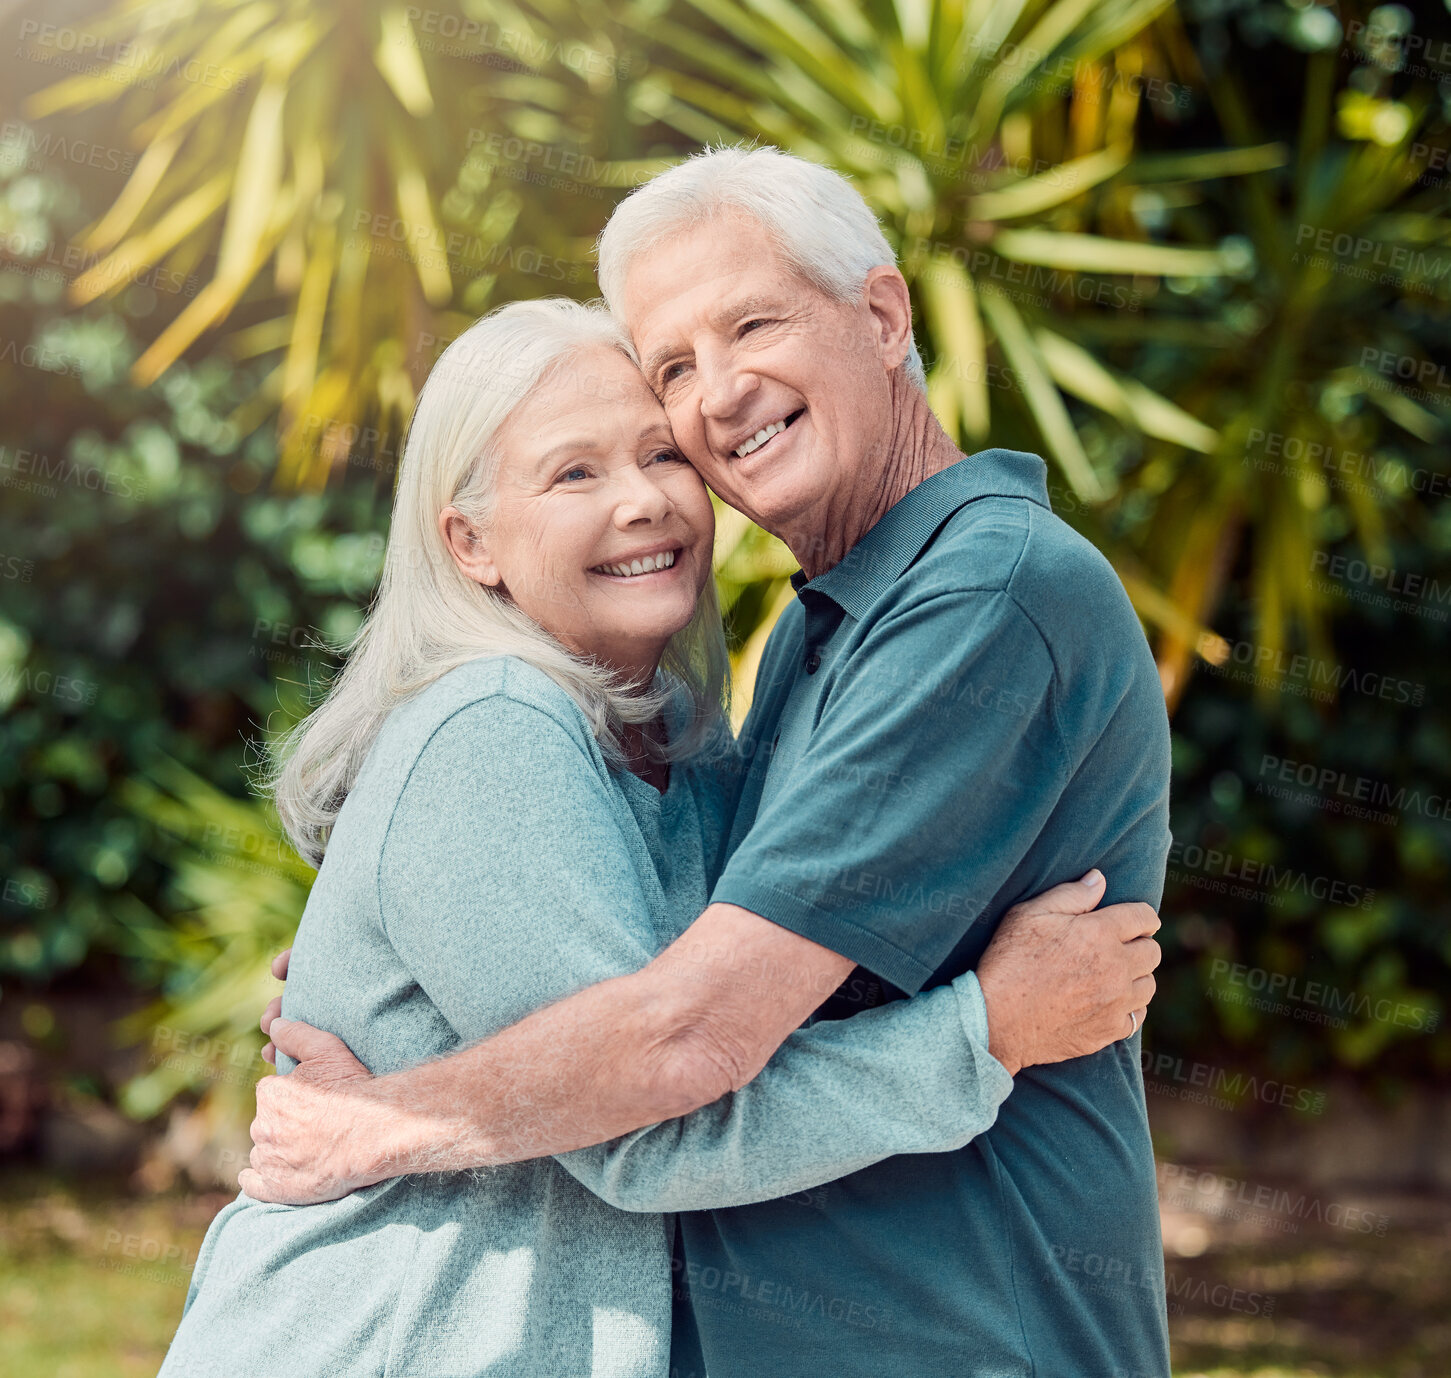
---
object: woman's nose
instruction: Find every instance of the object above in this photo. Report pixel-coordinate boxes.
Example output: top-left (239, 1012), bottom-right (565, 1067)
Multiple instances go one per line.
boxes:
top-left (613, 466), bottom-right (673, 525)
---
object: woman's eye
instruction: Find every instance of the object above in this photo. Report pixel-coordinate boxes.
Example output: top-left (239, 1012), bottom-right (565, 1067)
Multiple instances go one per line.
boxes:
top-left (560, 466), bottom-right (589, 483)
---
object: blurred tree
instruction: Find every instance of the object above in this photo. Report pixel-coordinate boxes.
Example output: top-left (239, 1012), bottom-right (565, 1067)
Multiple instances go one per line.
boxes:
top-left (27, 0), bottom-right (1258, 667)
top-left (28, 0), bottom-right (1450, 705)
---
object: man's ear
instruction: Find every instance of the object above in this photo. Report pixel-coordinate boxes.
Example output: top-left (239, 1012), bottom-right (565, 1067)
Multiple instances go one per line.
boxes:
top-left (861, 265), bottom-right (915, 373)
top-left (438, 506), bottom-right (502, 588)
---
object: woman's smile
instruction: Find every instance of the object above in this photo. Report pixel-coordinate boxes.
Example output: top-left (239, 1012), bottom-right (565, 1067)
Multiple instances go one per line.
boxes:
top-left (589, 544), bottom-right (684, 581)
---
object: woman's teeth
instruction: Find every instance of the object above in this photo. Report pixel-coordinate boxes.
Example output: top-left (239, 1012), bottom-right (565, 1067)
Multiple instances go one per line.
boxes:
top-left (734, 417), bottom-right (791, 458)
top-left (593, 549), bottom-right (677, 578)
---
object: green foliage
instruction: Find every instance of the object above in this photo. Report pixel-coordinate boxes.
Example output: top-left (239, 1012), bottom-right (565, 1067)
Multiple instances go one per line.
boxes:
top-left (0, 135), bottom-right (384, 999)
top-left (113, 760), bottom-right (312, 1121)
top-left (2, 0), bottom-right (1450, 1131)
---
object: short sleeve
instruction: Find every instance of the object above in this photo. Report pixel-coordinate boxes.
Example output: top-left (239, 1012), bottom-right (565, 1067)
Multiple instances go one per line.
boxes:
top-left (711, 590), bottom-right (1069, 993)
top-left (378, 695), bottom-right (659, 1043)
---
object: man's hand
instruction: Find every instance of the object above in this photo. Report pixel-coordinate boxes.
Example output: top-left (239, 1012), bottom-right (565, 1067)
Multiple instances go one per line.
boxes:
top-left (240, 1018), bottom-right (388, 1204)
top-left (976, 871), bottom-right (1160, 1077)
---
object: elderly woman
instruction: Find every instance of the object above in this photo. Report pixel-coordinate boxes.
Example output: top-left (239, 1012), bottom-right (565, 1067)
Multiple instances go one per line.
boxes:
top-left (159, 298), bottom-right (1131, 1378)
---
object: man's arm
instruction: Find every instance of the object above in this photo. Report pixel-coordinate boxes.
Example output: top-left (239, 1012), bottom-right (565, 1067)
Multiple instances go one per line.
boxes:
top-left (242, 903), bottom-right (848, 1202)
top-left (241, 880), bottom-right (1157, 1204)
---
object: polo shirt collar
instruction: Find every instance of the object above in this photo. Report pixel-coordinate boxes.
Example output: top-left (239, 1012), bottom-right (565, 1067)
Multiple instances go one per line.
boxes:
top-left (789, 448), bottom-right (1051, 620)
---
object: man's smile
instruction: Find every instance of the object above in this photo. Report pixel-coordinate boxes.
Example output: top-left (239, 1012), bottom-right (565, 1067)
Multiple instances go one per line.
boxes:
top-left (730, 408), bottom-right (805, 460)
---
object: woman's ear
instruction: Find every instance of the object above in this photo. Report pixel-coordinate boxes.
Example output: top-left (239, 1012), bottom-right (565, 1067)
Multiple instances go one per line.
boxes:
top-left (438, 506), bottom-right (502, 588)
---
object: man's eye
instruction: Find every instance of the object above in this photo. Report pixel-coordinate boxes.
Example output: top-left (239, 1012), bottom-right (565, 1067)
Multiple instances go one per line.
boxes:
top-left (660, 362), bottom-right (687, 385)
top-left (559, 466), bottom-right (590, 483)
top-left (740, 318), bottom-right (771, 333)
top-left (651, 449), bottom-right (684, 464)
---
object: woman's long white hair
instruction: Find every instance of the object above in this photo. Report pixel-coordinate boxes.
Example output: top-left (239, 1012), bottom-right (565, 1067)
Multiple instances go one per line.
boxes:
top-left (270, 298), bottom-right (730, 866)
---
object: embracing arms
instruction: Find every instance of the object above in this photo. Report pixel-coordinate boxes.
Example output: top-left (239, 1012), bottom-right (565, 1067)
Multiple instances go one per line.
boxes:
top-left (241, 878), bottom-right (1157, 1204)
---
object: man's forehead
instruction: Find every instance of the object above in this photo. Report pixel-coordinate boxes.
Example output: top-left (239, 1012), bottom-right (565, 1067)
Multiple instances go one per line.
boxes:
top-left (624, 257), bottom-right (814, 378)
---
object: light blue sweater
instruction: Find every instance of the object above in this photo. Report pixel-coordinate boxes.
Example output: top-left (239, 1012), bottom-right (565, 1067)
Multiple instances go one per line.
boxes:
top-left (160, 657), bottom-right (1013, 1378)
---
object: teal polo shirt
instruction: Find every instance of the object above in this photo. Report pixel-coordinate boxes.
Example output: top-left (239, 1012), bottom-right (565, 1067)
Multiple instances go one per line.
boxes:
top-left (676, 449), bottom-right (1173, 1377)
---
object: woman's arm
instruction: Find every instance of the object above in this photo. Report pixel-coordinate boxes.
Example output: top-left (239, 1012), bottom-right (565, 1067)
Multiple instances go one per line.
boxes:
top-left (556, 968), bottom-right (1012, 1212)
top-left (369, 686), bottom-right (1019, 1204)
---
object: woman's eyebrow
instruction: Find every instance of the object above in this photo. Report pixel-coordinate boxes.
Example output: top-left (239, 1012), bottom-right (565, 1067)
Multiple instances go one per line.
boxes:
top-left (533, 438), bottom-right (596, 469)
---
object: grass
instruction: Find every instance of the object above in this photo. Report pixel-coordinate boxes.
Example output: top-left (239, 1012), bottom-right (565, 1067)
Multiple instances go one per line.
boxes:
top-left (1166, 1227), bottom-right (1451, 1378)
top-left (2, 1171), bottom-right (1446, 1376)
top-left (0, 1173), bottom-right (221, 1378)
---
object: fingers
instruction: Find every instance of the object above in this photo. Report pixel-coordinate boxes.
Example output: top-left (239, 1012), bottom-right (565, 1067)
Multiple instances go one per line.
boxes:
top-left (237, 1168), bottom-right (272, 1201)
top-left (1107, 901), bottom-right (1161, 942)
top-left (260, 1041), bottom-right (276, 1065)
top-left (271, 948), bottom-right (292, 981)
top-left (1124, 935), bottom-right (1162, 978)
top-left (260, 996), bottom-right (283, 1037)
top-left (266, 1017), bottom-right (361, 1070)
top-left (1012, 869), bottom-right (1107, 919)
top-left (1130, 973), bottom-right (1156, 1009)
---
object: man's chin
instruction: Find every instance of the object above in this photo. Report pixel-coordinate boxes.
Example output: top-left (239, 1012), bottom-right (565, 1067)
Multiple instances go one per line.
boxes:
top-left (737, 482), bottom-right (819, 549)
top-left (716, 470), bottom-right (805, 537)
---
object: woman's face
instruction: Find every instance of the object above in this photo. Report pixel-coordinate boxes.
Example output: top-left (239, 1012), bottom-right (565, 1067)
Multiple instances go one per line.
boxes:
top-left (442, 345), bottom-right (715, 681)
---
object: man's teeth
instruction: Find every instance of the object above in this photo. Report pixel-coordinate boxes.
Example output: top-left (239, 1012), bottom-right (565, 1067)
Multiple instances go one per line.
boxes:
top-left (594, 549), bottom-right (677, 578)
top-left (734, 417), bottom-right (790, 458)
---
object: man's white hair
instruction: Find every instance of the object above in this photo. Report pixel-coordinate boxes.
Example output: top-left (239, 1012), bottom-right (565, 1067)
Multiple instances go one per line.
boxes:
top-left (596, 144), bottom-right (925, 390)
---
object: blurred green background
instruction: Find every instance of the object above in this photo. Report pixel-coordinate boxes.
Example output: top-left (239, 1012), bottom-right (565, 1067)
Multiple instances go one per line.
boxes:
top-left (1, 0), bottom-right (1448, 1372)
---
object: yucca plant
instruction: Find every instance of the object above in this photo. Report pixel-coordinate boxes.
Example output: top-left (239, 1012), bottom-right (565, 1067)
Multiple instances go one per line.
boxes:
top-left (32, 1), bottom-right (1252, 652)
top-left (1110, 38), bottom-right (1450, 706)
top-left (26, 0), bottom-right (648, 488)
top-left (34, 1), bottom-right (1447, 703)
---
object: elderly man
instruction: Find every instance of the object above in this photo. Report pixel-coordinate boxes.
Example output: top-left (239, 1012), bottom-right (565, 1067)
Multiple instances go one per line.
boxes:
top-left (246, 145), bottom-right (1172, 1376)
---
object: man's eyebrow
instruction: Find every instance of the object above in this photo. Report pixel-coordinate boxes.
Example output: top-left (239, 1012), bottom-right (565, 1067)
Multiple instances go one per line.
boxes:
top-left (641, 341), bottom-right (680, 385)
top-left (721, 293), bottom-right (784, 321)
top-left (641, 295), bottom-right (787, 381)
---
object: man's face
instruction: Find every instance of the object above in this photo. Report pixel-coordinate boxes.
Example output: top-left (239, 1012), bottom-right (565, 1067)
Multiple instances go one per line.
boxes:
top-left (619, 210), bottom-right (902, 546)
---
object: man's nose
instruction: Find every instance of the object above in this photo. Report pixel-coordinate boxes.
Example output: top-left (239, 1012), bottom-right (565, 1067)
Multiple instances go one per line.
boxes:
top-left (697, 345), bottom-right (757, 423)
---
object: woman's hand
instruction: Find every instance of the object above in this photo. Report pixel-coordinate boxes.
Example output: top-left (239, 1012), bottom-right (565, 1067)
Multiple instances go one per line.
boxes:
top-left (258, 946), bottom-right (292, 1065)
top-left (976, 871), bottom-right (1159, 1077)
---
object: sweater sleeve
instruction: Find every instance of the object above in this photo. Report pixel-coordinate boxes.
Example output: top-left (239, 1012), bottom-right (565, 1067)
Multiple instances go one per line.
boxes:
top-left (556, 972), bottom-right (1012, 1211)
